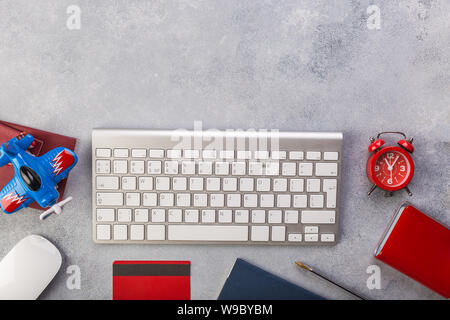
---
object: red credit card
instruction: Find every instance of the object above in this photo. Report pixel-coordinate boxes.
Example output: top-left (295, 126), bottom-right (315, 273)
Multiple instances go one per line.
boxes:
top-left (113, 261), bottom-right (190, 300)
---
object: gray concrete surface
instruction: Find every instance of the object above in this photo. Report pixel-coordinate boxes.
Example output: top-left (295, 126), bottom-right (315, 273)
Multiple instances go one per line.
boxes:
top-left (0, 0), bottom-right (449, 300)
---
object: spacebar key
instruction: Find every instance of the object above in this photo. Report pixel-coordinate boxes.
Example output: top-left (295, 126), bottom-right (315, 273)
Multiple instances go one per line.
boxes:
top-left (168, 225), bottom-right (248, 241)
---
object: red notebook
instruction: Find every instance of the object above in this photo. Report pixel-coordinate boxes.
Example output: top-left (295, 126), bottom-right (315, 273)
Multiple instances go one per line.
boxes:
top-left (113, 261), bottom-right (191, 300)
top-left (375, 203), bottom-right (450, 298)
top-left (0, 120), bottom-right (77, 210)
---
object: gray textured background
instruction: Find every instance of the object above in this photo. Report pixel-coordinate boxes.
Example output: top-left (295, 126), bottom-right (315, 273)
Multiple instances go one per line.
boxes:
top-left (0, 0), bottom-right (449, 300)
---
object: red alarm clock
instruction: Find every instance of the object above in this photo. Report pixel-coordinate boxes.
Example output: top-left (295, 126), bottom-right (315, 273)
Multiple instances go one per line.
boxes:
top-left (366, 131), bottom-right (415, 196)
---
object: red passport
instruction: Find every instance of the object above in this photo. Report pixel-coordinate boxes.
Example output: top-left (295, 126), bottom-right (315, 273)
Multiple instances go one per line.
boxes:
top-left (0, 120), bottom-right (77, 210)
top-left (375, 203), bottom-right (450, 298)
top-left (113, 261), bottom-right (191, 300)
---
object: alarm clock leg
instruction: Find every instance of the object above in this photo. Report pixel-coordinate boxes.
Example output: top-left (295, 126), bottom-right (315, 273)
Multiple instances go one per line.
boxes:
top-left (368, 184), bottom-right (377, 196)
top-left (404, 186), bottom-right (412, 196)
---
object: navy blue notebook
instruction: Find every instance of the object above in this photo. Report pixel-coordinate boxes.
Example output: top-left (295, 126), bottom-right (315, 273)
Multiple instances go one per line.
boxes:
top-left (218, 259), bottom-right (325, 300)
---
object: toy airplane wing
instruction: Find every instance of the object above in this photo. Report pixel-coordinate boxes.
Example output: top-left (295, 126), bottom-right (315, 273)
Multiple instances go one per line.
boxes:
top-left (0, 176), bottom-right (34, 214)
top-left (38, 147), bottom-right (78, 185)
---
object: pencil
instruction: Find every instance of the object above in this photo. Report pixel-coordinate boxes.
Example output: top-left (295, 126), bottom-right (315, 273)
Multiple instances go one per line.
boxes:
top-left (295, 261), bottom-right (367, 300)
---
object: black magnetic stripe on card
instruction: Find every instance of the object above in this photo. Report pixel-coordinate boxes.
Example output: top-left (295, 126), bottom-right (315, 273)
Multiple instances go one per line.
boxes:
top-left (113, 264), bottom-right (190, 276)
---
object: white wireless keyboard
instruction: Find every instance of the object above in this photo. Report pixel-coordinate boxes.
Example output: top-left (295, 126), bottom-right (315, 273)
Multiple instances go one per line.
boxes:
top-left (92, 129), bottom-right (343, 245)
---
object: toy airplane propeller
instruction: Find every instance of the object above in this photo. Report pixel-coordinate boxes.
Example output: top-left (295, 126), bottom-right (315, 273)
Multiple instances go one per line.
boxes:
top-left (0, 132), bottom-right (78, 219)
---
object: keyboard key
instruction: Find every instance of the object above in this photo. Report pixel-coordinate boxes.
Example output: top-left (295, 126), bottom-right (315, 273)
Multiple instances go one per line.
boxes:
top-left (323, 152), bottom-right (338, 161)
top-left (202, 150), bottom-right (216, 159)
top-left (151, 209), bottom-right (165, 222)
top-left (96, 160), bottom-right (110, 174)
top-left (168, 225), bottom-right (248, 241)
top-left (243, 194), bottom-right (257, 207)
top-left (305, 226), bottom-right (319, 233)
top-left (307, 179), bottom-right (321, 192)
top-left (96, 209), bottom-right (114, 222)
top-left (323, 179), bottom-right (337, 208)
top-left (289, 151), bottom-right (304, 160)
top-left (310, 195), bottom-right (324, 208)
top-left (223, 178), bottom-right (237, 191)
top-left (147, 225), bottom-right (166, 240)
top-left (277, 194), bottom-right (291, 208)
top-left (298, 163), bottom-right (313, 176)
top-left (132, 149), bottom-right (146, 158)
top-left (131, 160), bottom-right (145, 174)
top-left (237, 151), bottom-right (251, 159)
top-left (218, 210), bottom-right (232, 223)
top-left (167, 149), bottom-right (181, 158)
top-left (315, 163), bottom-right (338, 176)
top-left (96, 176), bottom-right (119, 190)
top-left (249, 162), bottom-right (263, 175)
top-left (134, 209), bottom-right (149, 222)
top-left (184, 210), bottom-right (199, 223)
top-left (182, 161), bottom-right (196, 175)
top-left (138, 177), bottom-right (153, 190)
top-left (164, 161), bottom-right (179, 174)
top-left (290, 179), bottom-right (304, 192)
top-left (305, 234), bottom-right (319, 242)
top-left (168, 209), bottom-right (182, 222)
top-left (149, 149), bottom-right (164, 158)
top-left (251, 226), bottom-right (269, 241)
top-left (271, 151), bottom-right (286, 160)
top-left (210, 194), bottom-right (224, 207)
top-left (97, 193), bottom-right (123, 206)
top-left (173, 177), bottom-right (187, 191)
top-left (184, 150), bottom-right (199, 159)
top-left (198, 161), bottom-right (212, 175)
top-left (282, 163), bottom-right (296, 176)
top-left (113, 225), bottom-right (127, 240)
top-left (176, 193), bottom-right (191, 207)
top-left (189, 177), bottom-right (204, 191)
top-left (155, 177), bottom-right (170, 190)
top-left (117, 209), bottom-right (132, 222)
top-left (293, 195), bottom-right (307, 208)
top-left (232, 162), bottom-right (246, 175)
top-left (301, 210), bottom-right (336, 224)
top-left (215, 162), bottom-right (229, 175)
top-left (306, 151), bottom-right (321, 160)
top-left (251, 210), bottom-right (265, 223)
top-left (122, 176), bottom-right (136, 190)
top-left (96, 225), bottom-right (111, 240)
top-left (268, 210), bottom-right (282, 223)
top-left (254, 151), bottom-right (269, 159)
top-left (235, 210), bottom-right (249, 223)
top-left (256, 178), bottom-right (270, 191)
top-left (201, 210), bottom-right (216, 223)
top-left (288, 233), bottom-right (302, 242)
top-left (271, 226), bottom-right (286, 241)
top-left (284, 210), bottom-right (299, 224)
top-left (114, 149), bottom-right (128, 158)
top-left (113, 160), bottom-right (128, 174)
top-left (126, 193), bottom-right (140, 206)
top-left (206, 178), bottom-right (220, 191)
top-left (239, 178), bottom-right (254, 191)
top-left (147, 161), bottom-right (162, 174)
top-left (193, 194), bottom-right (207, 207)
top-left (227, 194), bottom-right (241, 207)
top-left (130, 225), bottom-right (144, 240)
top-left (160, 193), bottom-right (174, 206)
top-left (96, 149), bottom-right (111, 158)
top-left (321, 233), bottom-right (335, 242)
top-left (260, 194), bottom-right (274, 207)
top-left (273, 178), bottom-right (287, 192)
top-left (143, 193), bottom-right (157, 206)
top-left (265, 162), bottom-right (279, 176)
top-left (220, 150), bottom-right (234, 159)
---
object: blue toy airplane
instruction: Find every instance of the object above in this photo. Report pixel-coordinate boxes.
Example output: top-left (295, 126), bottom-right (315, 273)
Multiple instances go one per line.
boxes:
top-left (0, 132), bottom-right (77, 217)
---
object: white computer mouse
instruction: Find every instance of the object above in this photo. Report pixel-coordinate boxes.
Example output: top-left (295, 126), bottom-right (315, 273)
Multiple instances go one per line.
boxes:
top-left (0, 235), bottom-right (62, 300)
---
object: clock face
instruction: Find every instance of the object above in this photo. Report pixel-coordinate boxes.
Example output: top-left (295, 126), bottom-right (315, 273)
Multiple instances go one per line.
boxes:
top-left (374, 150), bottom-right (411, 188)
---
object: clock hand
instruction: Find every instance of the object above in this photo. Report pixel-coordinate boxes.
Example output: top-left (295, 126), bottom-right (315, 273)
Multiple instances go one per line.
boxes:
top-left (390, 156), bottom-right (399, 170)
top-left (384, 158), bottom-right (392, 169)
